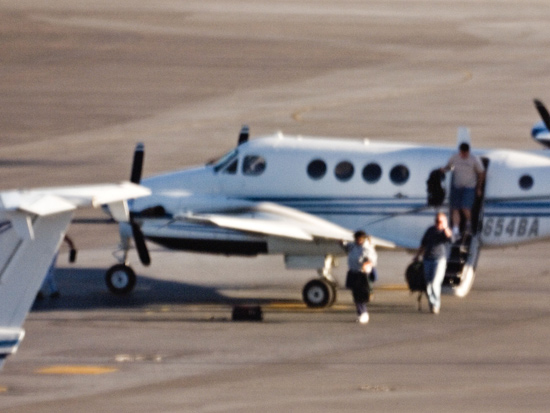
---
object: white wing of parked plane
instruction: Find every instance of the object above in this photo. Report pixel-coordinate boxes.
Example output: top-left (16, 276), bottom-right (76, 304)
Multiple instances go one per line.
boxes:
top-left (182, 201), bottom-right (395, 248)
top-left (0, 181), bottom-right (150, 369)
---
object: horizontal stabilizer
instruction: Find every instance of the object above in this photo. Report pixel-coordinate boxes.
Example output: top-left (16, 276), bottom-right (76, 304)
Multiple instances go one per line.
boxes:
top-left (0, 182), bottom-right (150, 217)
top-left (19, 194), bottom-right (76, 216)
top-left (89, 182), bottom-right (150, 207)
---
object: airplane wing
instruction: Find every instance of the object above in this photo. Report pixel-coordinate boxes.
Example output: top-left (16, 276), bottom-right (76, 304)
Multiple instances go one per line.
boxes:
top-left (0, 181), bottom-right (150, 368)
top-left (183, 201), bottom-right (395, 249)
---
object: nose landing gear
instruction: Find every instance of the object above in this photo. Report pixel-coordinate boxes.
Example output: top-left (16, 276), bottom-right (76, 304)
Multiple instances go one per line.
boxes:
top-left (105, 264), bottom-right (136, 295)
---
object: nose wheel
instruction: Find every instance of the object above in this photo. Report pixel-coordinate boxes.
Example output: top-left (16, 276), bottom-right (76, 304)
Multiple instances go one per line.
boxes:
top-left (302, 278), bottom-right (337, 308)
top-left (105, 264), bottom-right (136, 295)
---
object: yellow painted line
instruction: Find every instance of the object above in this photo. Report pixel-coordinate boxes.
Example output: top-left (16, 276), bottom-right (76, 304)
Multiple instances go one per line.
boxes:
top-left (36, 365), bottom-right (117, 375)
top-left (266, 303), bottom-right (306, 310)
top-left (377, 284), bottom-right (409, 291)
top-left (265, 303), bottom-right (351, 311)
top-left (0, 386), bottom-right (7, 393)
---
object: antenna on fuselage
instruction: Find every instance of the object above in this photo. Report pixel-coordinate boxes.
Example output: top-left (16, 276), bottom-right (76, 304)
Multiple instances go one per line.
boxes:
top-left (457, 126), bottom-right (471, 146)
top-left (238, 125), bottom-right (249, 145)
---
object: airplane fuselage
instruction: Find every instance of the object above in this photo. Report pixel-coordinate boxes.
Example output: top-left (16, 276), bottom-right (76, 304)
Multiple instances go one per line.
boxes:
top-left (132, 134), bottom-right (550, 252)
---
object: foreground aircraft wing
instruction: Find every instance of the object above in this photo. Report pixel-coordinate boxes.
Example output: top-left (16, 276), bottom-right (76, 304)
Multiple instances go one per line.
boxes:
top-left (0, 181), bottom-right (150, 368)
top-left (184, 201), bottom-right (395, 249)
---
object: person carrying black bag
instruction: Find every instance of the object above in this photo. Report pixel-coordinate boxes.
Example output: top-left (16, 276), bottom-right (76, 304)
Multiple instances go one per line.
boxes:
top-left (413, 212), bottom-right (452, 314)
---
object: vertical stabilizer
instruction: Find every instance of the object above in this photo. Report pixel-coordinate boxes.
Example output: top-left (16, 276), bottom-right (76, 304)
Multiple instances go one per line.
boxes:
top-left (0, 181), bottom-right (150, 369)
top-left (0, 211), bottom-right (74, 366)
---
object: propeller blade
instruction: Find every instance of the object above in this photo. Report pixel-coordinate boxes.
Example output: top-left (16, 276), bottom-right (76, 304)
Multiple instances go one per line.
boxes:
top-left (238, 125), bottom-right (249, 145)
top-left (131, 221), bottom-right (151, 266)
top-left (534, 99), bottom-right (550, 132)
top-left (130, 143), bottom-right (145, 184)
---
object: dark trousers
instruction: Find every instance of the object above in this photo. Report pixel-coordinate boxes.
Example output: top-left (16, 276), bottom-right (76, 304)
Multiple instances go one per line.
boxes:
top-left (346, 270), bottom-right (371, 314)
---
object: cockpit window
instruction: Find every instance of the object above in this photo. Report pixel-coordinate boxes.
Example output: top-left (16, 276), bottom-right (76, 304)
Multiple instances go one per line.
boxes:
top-left (224, 159), bottom-right (238, 174)
top-left (213, 149), bottom-right (238, 173)
top-left (243, 155), bottom-right (266, 176)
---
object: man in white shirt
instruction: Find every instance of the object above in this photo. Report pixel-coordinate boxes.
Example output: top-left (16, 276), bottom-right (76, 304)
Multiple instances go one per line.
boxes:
top-left (441, 142), bottom-right (485, 239)
top-left (342, 231), bottom-right (377, 324)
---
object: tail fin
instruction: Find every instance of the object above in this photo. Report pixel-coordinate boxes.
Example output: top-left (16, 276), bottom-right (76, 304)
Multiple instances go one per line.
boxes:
top-left (0, 211), bottom-right (74, 367)
top-left (0, 182), bottom-right (150, 368)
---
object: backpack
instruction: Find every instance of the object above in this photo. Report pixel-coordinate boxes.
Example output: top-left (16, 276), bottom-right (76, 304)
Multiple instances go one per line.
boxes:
top-left (405, 261), bottom-right (427, 311)
top-left (405, 261), bottom-right (426, 292)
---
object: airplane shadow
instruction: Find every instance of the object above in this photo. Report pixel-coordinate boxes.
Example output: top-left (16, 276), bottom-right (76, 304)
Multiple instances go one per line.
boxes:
top-left (31, 267), bottom-right (300, 312)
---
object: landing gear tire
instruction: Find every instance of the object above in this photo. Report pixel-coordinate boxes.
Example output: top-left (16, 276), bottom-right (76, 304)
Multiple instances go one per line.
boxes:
top-left (302, 279), bottom-right (337, 308)
top-left (105, 264), bottom-right (136, 295)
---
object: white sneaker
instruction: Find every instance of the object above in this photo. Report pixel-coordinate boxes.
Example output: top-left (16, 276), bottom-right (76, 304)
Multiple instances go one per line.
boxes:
top-left (359, 312), bottom-right (369, 324)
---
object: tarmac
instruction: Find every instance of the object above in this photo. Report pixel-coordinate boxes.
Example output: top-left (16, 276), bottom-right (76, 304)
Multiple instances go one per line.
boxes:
top-left (2, 0), bottom-right (550, 411)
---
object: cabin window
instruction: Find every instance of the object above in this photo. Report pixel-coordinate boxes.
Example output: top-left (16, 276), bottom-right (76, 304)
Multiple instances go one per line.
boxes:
top-left (307, 159), bottom-right (327, 180)
top-left (390, 164), bottom-right (409, 185)
top-left (335, 161), bottom-right (354, 181)
top-left (519, 174), bottom-right (534, 190)
top-left (243, 155), bottom-right (266, 176)
top-left (362, 163), bottom-right (382, 183)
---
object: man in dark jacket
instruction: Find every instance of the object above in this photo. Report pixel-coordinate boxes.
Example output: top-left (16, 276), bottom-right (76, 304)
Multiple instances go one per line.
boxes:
top-left (413, 212), bottom-right (452, 314)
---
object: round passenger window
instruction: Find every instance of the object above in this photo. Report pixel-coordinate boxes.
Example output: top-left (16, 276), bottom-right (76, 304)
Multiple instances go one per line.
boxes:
top-left (362, 163), bottom-right (382, 183)
top-left (390, 164), bottom-right (409, 185)
top-left (519, 174), bottom-right (534, 190)
top-left (307, 159), bottom-right (327, 180)
top-left (335, 161), bottom-right (354, 181)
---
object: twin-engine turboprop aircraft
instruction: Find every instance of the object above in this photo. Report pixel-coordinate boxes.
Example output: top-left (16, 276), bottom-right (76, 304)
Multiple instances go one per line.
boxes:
top-left (105, 100), bottom-right (550, 308)
top-left (0, 181), bottom-right (150, 368)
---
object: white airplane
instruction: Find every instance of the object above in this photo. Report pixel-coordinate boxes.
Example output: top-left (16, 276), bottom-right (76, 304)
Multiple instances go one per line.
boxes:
top-left (105, 99), bottom-right (550, 308)
top-left (0, 181), bottom-right (150, 368)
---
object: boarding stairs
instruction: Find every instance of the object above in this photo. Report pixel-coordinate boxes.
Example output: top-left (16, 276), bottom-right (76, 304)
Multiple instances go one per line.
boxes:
top-left (441, 157), bottom-right (489, 297)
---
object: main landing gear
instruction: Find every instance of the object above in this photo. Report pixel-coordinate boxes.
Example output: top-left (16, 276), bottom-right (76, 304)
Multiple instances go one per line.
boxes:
top-left (302, 278), bottom-right (337, 308)
top-left (301, 255), bottom-right (338, 308)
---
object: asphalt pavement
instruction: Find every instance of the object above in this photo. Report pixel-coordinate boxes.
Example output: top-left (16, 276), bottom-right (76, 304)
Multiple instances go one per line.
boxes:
top-left (1, 1), bottom-right (550, 411)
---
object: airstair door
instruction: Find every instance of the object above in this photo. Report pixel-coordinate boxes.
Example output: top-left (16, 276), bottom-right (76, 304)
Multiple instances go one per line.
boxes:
top-left (443, 157), bottom-right (489, 297)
